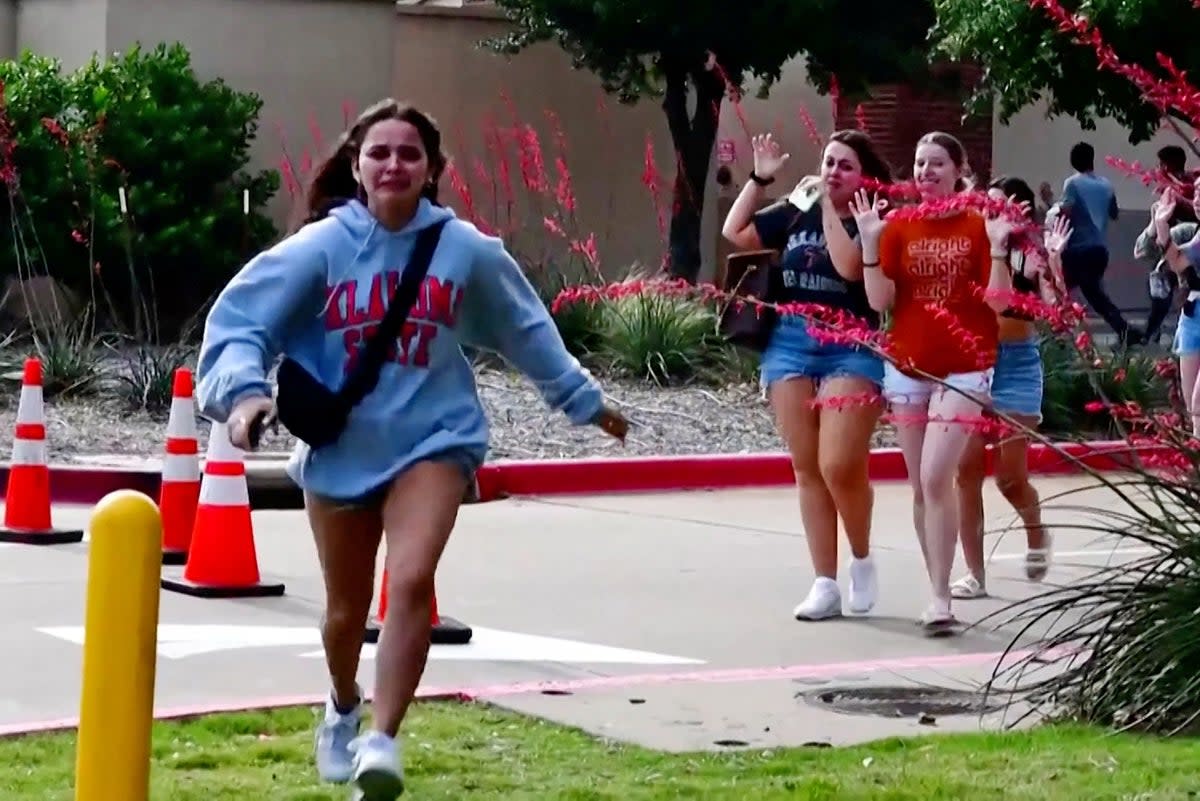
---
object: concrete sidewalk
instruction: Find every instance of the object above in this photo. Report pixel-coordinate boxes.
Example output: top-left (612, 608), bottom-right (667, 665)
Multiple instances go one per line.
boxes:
top-left (0, 475), bottom-right (1142, 751)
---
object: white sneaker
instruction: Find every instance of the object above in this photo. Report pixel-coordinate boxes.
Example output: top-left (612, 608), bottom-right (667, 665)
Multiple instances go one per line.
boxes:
top-left (920, 599), bottom-right (958, 635)
top-left (350, 729), bottom-right (406, 800)
top-left (793, 577), bottom-right (842, 620)
top-left (314, 691), bottom-right (362, 783)
top-left (847, 555), bottom-right (878, 614)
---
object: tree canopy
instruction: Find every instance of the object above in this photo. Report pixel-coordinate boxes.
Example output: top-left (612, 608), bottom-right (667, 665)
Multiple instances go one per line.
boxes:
top-left (930, 0), bottom-right (1200, 144)
top-left (487, 0), bottom-right (937, 102)
top-left (485, 0), bottom-right (937, 280)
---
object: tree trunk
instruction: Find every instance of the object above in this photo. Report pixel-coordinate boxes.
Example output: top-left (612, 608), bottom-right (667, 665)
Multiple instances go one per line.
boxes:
top-left (661, 63), bottom-right (725, 283)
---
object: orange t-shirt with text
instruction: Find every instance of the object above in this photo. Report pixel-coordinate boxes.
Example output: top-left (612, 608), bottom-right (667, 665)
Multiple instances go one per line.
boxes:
top-left (879, 211), bottom-right (999, 379)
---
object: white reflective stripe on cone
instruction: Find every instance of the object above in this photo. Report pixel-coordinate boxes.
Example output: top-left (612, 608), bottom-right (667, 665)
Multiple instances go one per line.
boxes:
top-left (162, 453), bottom-right (201, 483)
top-left (166, 397), bottom-right (198, 438)
top-left (198, 473), bottom-right (250, 506)
top-left (15, 386), bottom-right (43, 424)
top-left (205, 421), bottom-right (245, 464)
top-left (11, 438), bottom-right (46, 465)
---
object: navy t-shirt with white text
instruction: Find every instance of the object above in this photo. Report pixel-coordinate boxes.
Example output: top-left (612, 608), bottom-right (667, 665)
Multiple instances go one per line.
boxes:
top-left (752, 200), bottom-right (879, 328)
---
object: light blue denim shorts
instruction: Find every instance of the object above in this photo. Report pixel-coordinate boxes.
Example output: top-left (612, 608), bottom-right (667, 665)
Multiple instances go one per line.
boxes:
top-left (1173, 309), bottom-right (1200, 356)
top-left (306, 447), bottom-right (482, 510)
top-left (989, 337), bottom-right (1044, 421)
top-left (760, 316), bottom-right (884, 392)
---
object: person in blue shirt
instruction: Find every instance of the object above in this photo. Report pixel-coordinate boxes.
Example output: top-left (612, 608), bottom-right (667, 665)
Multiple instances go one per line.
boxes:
top-left (1059, 141), bottom-right (1142, 344)
top-left (194, 98), bottom-right (628, 799)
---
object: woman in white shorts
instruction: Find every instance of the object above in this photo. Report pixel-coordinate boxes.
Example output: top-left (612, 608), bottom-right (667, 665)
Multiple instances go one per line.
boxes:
top-left (850, 131), bottom-right (1013, 632)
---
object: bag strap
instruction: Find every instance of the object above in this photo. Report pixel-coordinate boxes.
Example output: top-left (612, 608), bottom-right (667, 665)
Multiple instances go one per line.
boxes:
top-left (338, 218), bottom-right (448, 407)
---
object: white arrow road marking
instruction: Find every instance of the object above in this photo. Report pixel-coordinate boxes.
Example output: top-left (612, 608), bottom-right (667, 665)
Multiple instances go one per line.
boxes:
top-left (38, 624), bottom-right (322, 660)
top-left (301, 626), bottom-right (704, 665)
top-left (37, 624), bottom-right (704, 665)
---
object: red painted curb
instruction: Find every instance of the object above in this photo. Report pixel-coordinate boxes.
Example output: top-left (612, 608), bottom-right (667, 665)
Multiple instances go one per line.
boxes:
top-left (473, 440), bottom-right (1170, 501)
top-left (0, 464), bottom-right (160, 505)
top-left (0, 439), bottom-right (1169, 507)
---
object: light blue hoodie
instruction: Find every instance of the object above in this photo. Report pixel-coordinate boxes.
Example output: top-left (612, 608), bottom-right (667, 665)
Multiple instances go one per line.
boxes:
top-left (194, 197), bottom-right (605, 500)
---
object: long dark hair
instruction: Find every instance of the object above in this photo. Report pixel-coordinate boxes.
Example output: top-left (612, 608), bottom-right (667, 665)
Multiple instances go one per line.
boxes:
top-left (295, 99), bottom-right (449, 232)
top-left (828, 129), bottom-right (893, 185)
top-left (989, 174), bottom-right (1041, 291)
top-left (988, 175), bottom-right (1036, 214)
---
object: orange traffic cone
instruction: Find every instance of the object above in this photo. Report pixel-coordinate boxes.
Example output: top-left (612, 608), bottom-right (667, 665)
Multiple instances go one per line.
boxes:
top-left (161, 420), bottom-right (284, 598)
top-left (0, 357), bottom-right (82, 545)
top-left (363, 566), bottom-right (472, 645)
top-left (159, 368), bottom-right (201, 565)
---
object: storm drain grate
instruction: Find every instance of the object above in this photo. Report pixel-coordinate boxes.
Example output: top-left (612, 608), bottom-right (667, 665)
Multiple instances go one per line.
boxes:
top-left (800, 685), bottom-right (1001, 718)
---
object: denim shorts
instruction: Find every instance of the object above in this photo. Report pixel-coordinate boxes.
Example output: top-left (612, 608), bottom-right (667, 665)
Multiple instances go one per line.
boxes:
top-left (759, 316), bottom-right (884, 391)
top-left (1174, 309), bottom-right (1200, 356)
top-left (307, 448), bottom-right (481, 511)
top-left (990, 337), bottom-right (1044, 421)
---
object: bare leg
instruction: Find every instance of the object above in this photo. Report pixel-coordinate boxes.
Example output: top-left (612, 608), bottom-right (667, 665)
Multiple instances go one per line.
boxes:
top-left (306, 493), bottom-right (383, 785)
top-left (1182, 354), bottom-right (1200, 435)
top-left (371, 459), bottom-right (468, 736)
top-left (954, 432), bottom-right (988, 593)
top-left (993, 415), bottom-right (1048, 579)
top-left (892, 402), bottom-right (930, 563)
top-left (817, 375), bottom-right (884, 614)
top-left (769, 377), bottom-right (838, 579)
top-left (816, 376), bottom-right (883, 560)
top-left (920, 387), bottom-right (987, 616)
top-left (305, 494), bottom-right (383, 710)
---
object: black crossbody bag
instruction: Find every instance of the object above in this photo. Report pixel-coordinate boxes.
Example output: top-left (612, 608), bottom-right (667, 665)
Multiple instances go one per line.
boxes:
top-left (262, 219), bottom-right (448, 449)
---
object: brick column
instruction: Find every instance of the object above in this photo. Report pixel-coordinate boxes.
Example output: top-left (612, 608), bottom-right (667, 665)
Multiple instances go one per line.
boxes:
top-left (835, 64), bottom-right (993, 186)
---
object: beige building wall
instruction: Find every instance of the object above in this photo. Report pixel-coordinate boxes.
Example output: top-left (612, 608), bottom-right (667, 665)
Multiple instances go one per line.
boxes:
top-left (106, 0), bottom-right (398, 226)
top-left (389, 4), bottom-right (675, 283)
top-left (991, 98), bottom-right (1179, 212)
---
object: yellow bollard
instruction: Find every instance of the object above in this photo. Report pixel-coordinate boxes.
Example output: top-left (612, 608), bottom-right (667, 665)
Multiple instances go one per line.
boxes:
top-left (74, 490), bottom-right (163, 801)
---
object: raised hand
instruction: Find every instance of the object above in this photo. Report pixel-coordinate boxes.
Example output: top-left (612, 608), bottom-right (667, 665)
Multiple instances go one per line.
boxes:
top-left (1153, 188), bottom-right (1178, 227)
top-left (751, 133), bottom-right (789, 181)
top-left (986, 195), bottom-right (1029, 250)
top-left (1043, 213), bottom-right (1073, 256)
top-left (848, 189), bottom-right (887, 243)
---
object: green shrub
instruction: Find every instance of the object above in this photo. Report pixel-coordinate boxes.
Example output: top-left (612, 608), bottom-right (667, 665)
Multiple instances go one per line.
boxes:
top-left (526, 266), bottom-right (606, 360)
top-left (112, 341), bottom-right (198, 414)
top-left (1039, 331), bottom-right (1172, 437)
top-left (594, 280), bottom-right (727, 385)
top-left (30, 312), bottom-right (105, 399)
top-left (0, 44), bottom-right (280, 341)
top-left (983, 444), bottom-right (1200, 735)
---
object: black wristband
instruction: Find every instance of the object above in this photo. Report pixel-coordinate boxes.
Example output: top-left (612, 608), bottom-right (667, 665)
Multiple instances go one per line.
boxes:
top-left (749, 171), bottom-right (775, 187)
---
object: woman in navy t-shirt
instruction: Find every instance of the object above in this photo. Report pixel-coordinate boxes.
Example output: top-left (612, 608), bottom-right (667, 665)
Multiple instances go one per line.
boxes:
top-left (722, 129), bottom-right (893, 622)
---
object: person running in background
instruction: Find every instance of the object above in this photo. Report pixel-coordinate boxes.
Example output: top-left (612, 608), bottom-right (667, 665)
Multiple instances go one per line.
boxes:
top-left (722, 129), bottom-right (893, 621)
top-left (1058, 142), bottom-right (1143, 345)
top-left (952, 176), bottom-right (1068, 600)
top-left (850, 131), bottom-right (1013, 633)
top-left (195, 98), bottom-right (628, 800)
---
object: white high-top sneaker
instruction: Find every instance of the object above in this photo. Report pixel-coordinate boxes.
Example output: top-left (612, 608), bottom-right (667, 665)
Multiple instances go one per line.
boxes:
top-left (847, 555), bottom-right (879, 614)
top-left (314, 690), bottom-right (362, 783)
top-left (350, 729), bottom-right (406, 800)
top-left (792, 576), bottom-right (843, 620)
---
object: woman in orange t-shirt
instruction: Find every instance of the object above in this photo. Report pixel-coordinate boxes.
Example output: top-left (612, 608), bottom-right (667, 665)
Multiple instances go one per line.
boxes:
top-left (849, 131), bottom-right (1013, 633)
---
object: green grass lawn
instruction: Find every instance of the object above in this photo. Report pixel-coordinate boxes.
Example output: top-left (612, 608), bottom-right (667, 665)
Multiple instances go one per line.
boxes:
top-left (1, 700), bottom-right (1197, 799)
